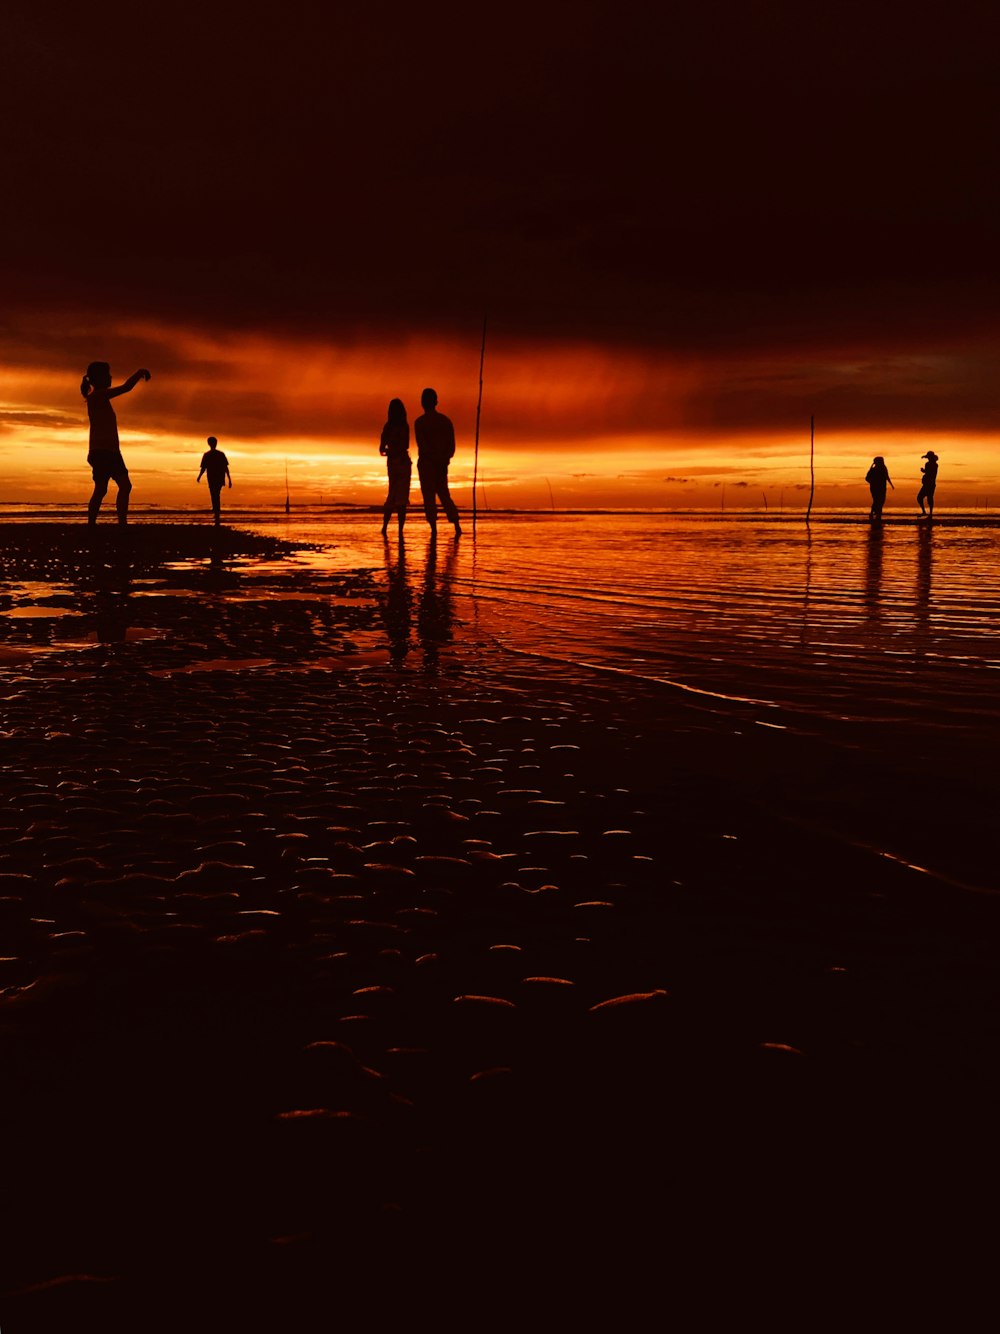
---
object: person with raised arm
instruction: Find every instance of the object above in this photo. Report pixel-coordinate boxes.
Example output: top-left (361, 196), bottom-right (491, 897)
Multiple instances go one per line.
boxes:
top-left (80, 361), bottom-right (151, 525)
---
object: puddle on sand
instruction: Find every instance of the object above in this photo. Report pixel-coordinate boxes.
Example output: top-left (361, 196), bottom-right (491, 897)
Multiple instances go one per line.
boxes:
top-left (149, 657), bottom-right (277, 676)
top-left (53, 626), bottom-right (167, 647)
top-left (3, 606), bottom-right (82, 619)
top-left (148, 650), bottom-right (390, 676)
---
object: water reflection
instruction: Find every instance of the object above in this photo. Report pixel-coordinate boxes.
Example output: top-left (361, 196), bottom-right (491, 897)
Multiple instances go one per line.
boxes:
top-left (78, 544), bottom-right (134, 645)
top-left (864, 524), bottom-right (884, 627)
top-left (416, 539), bottom-right (457, 669)
top-left (915, 525), bottom-right (933, 654)
top-left (381, 540), bottom-right (413, 666)
top-left (799, 524), bottom-right (814, 647)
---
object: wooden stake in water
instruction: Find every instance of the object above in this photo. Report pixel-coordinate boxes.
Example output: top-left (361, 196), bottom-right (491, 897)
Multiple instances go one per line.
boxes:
top-left (472, 316), bottom-right (487, 532)
top-left (806, 415), bottom-right (815, 522)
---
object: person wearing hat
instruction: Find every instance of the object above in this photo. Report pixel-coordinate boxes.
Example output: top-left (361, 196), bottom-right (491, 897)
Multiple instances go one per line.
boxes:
top-left (918, 451), bottom-right (939, 517)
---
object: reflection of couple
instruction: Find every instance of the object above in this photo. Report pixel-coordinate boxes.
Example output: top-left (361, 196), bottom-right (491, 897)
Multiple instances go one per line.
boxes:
top-left (380, 387), bottom-right (462, 539)
top-left (382, 538), bottom-right (456, 668)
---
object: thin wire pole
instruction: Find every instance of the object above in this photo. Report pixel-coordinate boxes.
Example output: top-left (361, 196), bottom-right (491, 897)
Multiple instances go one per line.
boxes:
top-left (472, 315), bottom-right (487, 533)
top-left (806, 415), bottom-right (815, 522)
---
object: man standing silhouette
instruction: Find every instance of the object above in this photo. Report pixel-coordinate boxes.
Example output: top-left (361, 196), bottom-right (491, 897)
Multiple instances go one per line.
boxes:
top-left (414, 388), bottom-right (461, 536)
top-left (197, 436), bottom-right (232, 524)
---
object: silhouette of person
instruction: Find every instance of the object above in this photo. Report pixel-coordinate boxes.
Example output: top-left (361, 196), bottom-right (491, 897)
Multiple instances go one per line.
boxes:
top-left (414, 387), bottom-right (461, 536)
top-left (865, 455), bottom-right (894, 521)
top-left (197, 436), bottom-right (232, 524)
top-left (80, 361), bottom-right (151, 525)
top-left (379, 399), bottom-right (411, 538)
top-left (918, 451), bottom-right (938, 517)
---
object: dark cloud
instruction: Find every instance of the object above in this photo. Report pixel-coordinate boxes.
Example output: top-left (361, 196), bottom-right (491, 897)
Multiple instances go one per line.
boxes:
top-left (2, 0), bottom-right (997, 368)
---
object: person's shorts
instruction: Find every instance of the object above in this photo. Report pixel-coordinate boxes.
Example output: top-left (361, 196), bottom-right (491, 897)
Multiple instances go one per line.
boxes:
top-left (89, 452), bottom-right (129, 485)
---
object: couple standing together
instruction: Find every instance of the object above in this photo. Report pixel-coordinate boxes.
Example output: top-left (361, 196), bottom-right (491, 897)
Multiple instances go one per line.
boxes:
top-left (380, 388), bottom-right (461, 538)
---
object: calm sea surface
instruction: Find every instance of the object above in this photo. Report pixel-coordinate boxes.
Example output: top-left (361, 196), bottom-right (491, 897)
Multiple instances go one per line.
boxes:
top-left (243, 511), bottom-right (1000, 732)
top-left (3, 508), bottom-right (1000, 737)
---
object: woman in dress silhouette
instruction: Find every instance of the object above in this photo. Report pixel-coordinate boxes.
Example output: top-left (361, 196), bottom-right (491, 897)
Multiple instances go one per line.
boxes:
top-left (379, 398), bottom-right (411, 538)
top-left (80, 361), bottom-right (151, 525)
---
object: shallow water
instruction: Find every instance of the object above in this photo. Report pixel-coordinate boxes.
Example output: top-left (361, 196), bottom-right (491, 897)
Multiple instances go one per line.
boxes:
top-left (3, 512), bottom-right (1000, 740)
top-left (233, 512), bottom-right (1000, 733)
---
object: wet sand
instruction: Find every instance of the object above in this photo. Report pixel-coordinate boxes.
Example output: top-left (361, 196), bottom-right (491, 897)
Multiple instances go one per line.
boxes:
top-left (2, 525), bottom-right (998, 1329)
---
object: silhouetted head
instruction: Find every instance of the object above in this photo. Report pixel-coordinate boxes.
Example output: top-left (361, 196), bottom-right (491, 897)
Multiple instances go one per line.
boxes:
top-left (420, 387), bottom-right (438, 411)
top-left (922, 451), bottom-right (938, 460)
top-left (81, 360), bottom-right (111, 397)
top-left (207, 436), bottom-right (218, 449)
top-left (873, 455), bottom-right (885, 465)
top-left (387, 398), bottom-right (407, 425)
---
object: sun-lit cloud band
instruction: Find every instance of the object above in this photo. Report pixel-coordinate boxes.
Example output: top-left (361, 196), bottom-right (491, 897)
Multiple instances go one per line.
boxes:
top-left (2, 314), bottom-right (997, 509)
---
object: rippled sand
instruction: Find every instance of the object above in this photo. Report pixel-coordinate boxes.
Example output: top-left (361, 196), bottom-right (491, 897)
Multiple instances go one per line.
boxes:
top-left (1, 524), bottom-right (997, 1329)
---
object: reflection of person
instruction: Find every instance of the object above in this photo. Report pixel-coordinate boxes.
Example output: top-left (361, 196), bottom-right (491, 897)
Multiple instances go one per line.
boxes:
top-left (379, 399), bottom-right (411, 538)
top-left (865, 455), bottom-right (894, 521)
top-left (414, 388), bottom-right (461, 537)
top-left (918, 451), bottom-right (938, 517)
top-left (80, 361), bottom-right (151, 526)
top-left (417, 537), bottom-right (456, 668)
top-left (382, 539), bottom-right (413, 664)
top-left (197, 437), bottom-right (232, 525)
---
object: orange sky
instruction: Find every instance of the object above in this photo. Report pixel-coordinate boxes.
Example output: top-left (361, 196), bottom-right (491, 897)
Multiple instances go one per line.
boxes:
top-left (1, 319), bottom-right (997, 510)
top-left (4, 8), bottom-right (997, 513)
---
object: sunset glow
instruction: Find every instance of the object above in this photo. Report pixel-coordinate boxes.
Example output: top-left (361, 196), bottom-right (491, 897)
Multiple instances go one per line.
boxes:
top-left (2, 320), bottom-right (998, 510)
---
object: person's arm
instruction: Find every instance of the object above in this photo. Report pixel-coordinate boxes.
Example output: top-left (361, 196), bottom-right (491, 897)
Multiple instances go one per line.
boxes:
top-left (108, 369), bottom-right (151, 400)
top-left (226, 466), bottom-right (232, 488)
top-left (197, 469), bottom-right (204, 482)
top-left (446, 417), bottom-right (456, 459)
top-left (887, 473), bottom-right (894, 489)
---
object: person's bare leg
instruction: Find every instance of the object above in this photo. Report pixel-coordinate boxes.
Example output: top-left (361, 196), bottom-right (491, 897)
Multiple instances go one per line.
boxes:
top-left (88, 480), bottom-right (108, 525)
top-left (439, 479), bottom-right (461, 534)
top-left (116, 475), bottom-right (132, 525)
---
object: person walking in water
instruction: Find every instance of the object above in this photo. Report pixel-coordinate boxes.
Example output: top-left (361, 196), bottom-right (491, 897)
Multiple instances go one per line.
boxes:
top-left (865, 455), bottom-right (893, 521)
top-left (80, 361), bottom-right (151, 525)
top-left (918, 451), bottom-right (939, 517)
top-left (197, 436), bottom-right (232, 524)
top-left (414, 387), bottom-right (461, 537)
top-left (379, 398), bottom-right (410, 538)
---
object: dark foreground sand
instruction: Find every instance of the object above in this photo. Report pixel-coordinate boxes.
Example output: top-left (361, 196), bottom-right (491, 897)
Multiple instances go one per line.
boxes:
top-left (1, 526), bottom-right (998, 1329)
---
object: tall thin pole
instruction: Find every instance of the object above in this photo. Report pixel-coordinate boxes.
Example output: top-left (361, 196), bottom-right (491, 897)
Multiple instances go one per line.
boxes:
top-left (472, 315), bottom-right (487, 532)
top-left (806, 415), bottom-right (815, 522)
